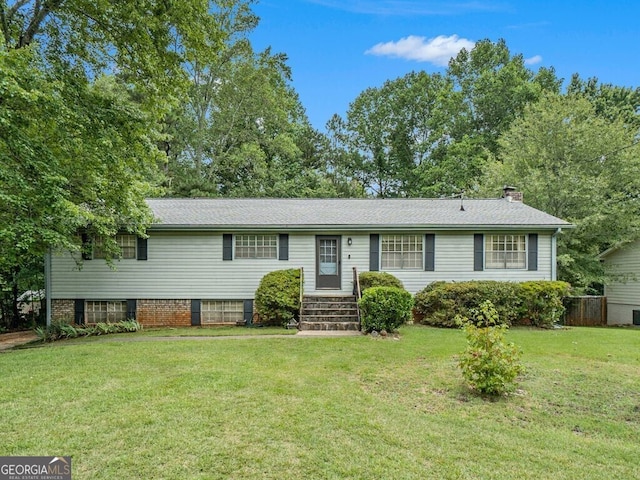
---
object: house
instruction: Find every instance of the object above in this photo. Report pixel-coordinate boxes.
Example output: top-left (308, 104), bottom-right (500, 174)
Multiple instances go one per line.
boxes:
top-left (600, 239), bottom-right (640, 325)
top-left (48, 192), bottom-right (572, 328)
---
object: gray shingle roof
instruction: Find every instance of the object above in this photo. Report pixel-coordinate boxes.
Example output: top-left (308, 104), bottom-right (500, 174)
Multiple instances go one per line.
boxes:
top-left (146, 198), bottom-right (572, 231)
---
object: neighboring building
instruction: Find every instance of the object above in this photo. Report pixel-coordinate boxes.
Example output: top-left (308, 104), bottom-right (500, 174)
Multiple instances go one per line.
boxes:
top-left (49, 194), bottom-right (571, 327)
top-left (600, 239), bottom-right (640, 325)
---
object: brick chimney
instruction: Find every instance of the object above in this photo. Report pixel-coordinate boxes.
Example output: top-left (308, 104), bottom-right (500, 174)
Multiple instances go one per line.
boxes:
top-left (503, 186), bottom-right (523, 202)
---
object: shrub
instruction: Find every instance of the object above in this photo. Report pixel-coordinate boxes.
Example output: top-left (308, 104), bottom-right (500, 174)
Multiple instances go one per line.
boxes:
top-left (35, 320), bottom-right (142, 342)
top-left (359, 271), bottom-right (404, 293)
top-left (518, 281), bottom-right (571, 327)
top-left (254, 268), bottom-right (301, 326)
top-left (414, 280), bottom-right (571, 328)
top-left (414, 281), bottom-right (521, 327)
top-left (359, 286), bottom-right (413, 333)
top-left (457, 301), bottom-right (524, 396)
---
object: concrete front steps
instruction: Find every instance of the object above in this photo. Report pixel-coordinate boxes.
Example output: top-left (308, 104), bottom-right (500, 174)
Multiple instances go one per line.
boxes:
top-left (299, 295), bottom-right (360, 331)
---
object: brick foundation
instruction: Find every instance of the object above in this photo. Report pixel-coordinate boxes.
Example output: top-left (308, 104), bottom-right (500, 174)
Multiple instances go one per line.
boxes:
top-left (52, 299), bottom-right (192, 327)
top-left (137, 299), bottom-right (191, 327)
top-left (52, 299), bottom-right (74, 323)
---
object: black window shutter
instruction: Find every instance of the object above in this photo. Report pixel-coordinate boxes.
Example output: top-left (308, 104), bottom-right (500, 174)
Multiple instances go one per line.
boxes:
top-left (222, 234), bottom-right (233, 261)
top-left (126, 299), bottom-right (137, 320)
top-left (528, 233), bottom-right (538, 271)
top-left (81, 233), bottom-right (92, 260)
top-left (74, 299), bottom-right (85, 325)
top-left (369, 234), bottom-right (380, 271)
top-left (243, 299), bottom-right (253, 326)
top-left (279, 234), bottom-right (289, 261)
top-left (191, 299), bottom-right (201, 326)
top-left (137, 237), bottom-right (148, 261)
top-left (474, 234), bottom-right (484, 271)
top-left (424, 234), bottom-right (435, 271)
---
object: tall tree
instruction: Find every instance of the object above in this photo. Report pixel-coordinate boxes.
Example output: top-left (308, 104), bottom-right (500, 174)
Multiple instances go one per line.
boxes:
top-left (0, 1), bottom-right (251, 326)
top-left (482, 93), bottom-right (640, 291)
top-left (327, 39), bottom-right (562, 198)
top-left (567, 74), bottom-right (640, 129)
top-left (327, 71), bottom-right (453, 197)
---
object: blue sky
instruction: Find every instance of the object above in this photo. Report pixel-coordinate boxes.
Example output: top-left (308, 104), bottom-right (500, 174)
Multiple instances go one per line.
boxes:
top-left (249, 0), bottom-right (640, 131)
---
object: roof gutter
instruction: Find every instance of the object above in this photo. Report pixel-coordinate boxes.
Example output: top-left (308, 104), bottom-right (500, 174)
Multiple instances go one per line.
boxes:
top-left (148, 223), bottom-right (573, 232)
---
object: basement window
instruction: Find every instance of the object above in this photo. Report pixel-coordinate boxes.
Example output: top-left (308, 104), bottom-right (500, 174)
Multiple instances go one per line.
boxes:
top-left (201, 300), bottom-right (244, 324)
top-left (85, 301), bottom-right (127, 323)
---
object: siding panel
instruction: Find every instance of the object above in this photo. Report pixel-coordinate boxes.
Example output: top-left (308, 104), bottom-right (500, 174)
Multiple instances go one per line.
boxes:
top-left (51, 230), bottom-right (556, 298)
top-left (603, 239), bottom-right (640, 324)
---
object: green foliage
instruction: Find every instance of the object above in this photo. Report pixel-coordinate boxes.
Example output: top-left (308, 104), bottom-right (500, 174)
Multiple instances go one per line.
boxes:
top-left (35, 320), bottom-right (142, 342)
top-left (414, 280), bottom-right (571, 328)
top-left (482, 92), bottom-right (640, 291)
top-left (518, 281), bottom-right (571, 327)
top-left (254, 269), bottom-right (301, 326)
top-left (414, 281), bottom-right (521, 327)
top-left (358, 271), bottom-right (404, 293)
top-left (327, 39), bottom-right (560, 197)
top-left (457, 301), bottom-right (524, 396)
top-left (1, 0), bottom-right (247, 326)
top-left (358, 286), bottom-right (413, 333)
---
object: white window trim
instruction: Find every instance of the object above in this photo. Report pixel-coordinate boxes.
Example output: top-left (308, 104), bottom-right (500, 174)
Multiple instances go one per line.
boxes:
top-left (85, 300), bottom-right (128, 323)
top-left (201, 300), bottom-right (244, 324)
top-left (234, 234), bottom-right (278, 260)
top-left (485, 234), bottom-right (527, 270)
top-left (381, 234), bottom-right (424, 271)
top-left (93, 234), bottom-right (136, 260)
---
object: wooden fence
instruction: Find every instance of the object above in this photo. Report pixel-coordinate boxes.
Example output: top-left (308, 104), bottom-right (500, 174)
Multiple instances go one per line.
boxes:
top-left (563, 296), bottom-right (607, 326)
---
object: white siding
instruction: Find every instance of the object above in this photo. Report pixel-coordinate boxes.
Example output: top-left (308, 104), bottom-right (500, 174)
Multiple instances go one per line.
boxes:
top-left (603, 239), bottom-right (640, 325)
top-left (380, 231), bottom-right (553, 294)
top-left (51, 230), bottom-right (556, 299)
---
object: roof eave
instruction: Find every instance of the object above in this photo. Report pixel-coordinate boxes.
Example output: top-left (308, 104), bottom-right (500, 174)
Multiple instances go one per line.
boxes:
top-left (148, 223), bottom-right (573, 232)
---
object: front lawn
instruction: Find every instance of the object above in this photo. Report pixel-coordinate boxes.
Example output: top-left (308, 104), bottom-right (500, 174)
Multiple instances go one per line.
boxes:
top-left (1, 326), bottom-right (639, 479)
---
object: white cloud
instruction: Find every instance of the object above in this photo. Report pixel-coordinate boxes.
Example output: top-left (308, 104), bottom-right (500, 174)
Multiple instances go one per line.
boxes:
top-left (365, 35), bottom-right (475, 66)
top-left (524, 55), bottom-right (543, 65)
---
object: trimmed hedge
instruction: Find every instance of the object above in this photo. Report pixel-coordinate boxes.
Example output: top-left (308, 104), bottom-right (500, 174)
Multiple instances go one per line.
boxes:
top-left (359, 271), bottom-right (404, 293)
top-left (254, 268), bottom-right (301, 326)
top-left (359, 286), bottom-right (413, 333)
top-left (414, 280), bottom-right (571, 328)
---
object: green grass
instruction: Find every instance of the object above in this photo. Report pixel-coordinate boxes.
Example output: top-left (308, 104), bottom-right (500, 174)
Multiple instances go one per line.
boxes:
top-left (59, 325), bottom-right (297, 342)
top-left (2, 326), bottom-right (639, 479)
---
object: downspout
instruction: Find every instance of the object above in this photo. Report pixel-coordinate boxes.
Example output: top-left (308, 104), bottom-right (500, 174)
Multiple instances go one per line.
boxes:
top-left (551, 228), bottom-right (561, 281)
top-left (44, 248), bottom-right (52, 327)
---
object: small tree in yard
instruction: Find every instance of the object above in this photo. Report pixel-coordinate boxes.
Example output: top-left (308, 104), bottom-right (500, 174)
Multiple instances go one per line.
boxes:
top-left (457, 300), bottom-right (524, 396)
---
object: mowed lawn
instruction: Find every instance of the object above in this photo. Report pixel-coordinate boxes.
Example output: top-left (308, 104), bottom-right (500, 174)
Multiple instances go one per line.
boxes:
top-left (1, 326), bottom-right (639, 479)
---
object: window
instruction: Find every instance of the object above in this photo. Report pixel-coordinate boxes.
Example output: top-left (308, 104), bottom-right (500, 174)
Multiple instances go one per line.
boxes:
top-left (485, 234), bottom-right (526, 269)
top-left (235, 235), bottom-right (277, 259)
top-left (201, 300), bottom-right (244, 324)
top-left (93, 234), bottom-right (136, 259)
top-left (381, 235), bottom-right (423, 270)
top-left (85, 301), bottom-right (127, 323)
